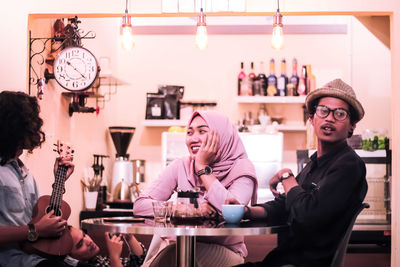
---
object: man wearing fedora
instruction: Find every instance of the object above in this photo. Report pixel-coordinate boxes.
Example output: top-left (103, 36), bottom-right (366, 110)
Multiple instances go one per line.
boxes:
top-left (230, 79), bottom-right (368, 267)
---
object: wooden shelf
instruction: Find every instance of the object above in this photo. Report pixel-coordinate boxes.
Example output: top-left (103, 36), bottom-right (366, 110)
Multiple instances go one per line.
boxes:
top-left (276, 124), bottom-right (306, 131)
top-left (142, 119), bottom-right (187, 127)
top-left (142, 120), bottom-right (305, 131)
top-left (236, 96), bottom-right (306, 103)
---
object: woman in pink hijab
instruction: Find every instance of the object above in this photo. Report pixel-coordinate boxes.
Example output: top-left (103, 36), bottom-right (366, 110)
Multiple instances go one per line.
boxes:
top-left (134, 111), bottom-right (257, 267)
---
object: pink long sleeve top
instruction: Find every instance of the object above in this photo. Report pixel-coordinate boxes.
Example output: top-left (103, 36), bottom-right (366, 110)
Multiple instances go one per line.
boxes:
top-left (133, 111), bottom-right (258, 257)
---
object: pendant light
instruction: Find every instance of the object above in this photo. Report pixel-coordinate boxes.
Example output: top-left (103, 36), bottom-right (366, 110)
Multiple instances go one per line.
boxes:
top-left (121, 0), bottom-right (134, 50)
top-left (271, 0), bottom-right (284, 50)
top-left (196, 4), bottom-right (208, 50)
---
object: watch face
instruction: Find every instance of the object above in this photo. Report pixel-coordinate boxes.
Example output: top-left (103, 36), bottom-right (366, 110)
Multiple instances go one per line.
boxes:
top-left (281, 172), bottom-right (294, 180)
top-left (27, 231), bottom-right (39, 242)
top-left (204, 166), bottom-right (213, 175)
top-left (53, 46), bottom-right (98, 91)
top-left (27, 224), bottom-right (39, 242)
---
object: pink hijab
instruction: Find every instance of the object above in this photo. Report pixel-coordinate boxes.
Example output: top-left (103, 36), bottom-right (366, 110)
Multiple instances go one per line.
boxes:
top-left (186, 111), bottom-right (258, 204)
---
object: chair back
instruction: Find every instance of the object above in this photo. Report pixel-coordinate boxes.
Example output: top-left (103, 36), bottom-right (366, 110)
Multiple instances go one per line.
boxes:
top-left (330, 203), bottom-right (370, 267)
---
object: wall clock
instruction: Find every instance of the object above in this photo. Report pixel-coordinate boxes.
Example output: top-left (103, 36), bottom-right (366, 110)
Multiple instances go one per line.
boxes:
top-left (53, 46), bottom-right (99, 91)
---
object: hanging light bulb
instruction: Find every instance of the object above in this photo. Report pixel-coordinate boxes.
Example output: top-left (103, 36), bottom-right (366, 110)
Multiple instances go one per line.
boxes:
top-left (271, 0), bottom-right (284, 50)
top-left (121, 0), bottom-right (134, 50)
top-left (196, 8), bottom-right (208, 50)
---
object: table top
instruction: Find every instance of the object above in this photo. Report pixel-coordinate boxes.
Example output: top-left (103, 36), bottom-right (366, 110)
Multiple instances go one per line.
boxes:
top-left (81, 217), bottom-right (287, 236)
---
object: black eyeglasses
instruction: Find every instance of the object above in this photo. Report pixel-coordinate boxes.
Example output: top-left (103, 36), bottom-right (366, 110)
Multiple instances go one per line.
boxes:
top-left (315, 105), bottom-right (350, 121)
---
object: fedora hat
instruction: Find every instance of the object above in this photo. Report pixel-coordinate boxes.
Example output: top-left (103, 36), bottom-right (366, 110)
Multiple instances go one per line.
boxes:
top-left (305, 78), bottom-right (364, 122)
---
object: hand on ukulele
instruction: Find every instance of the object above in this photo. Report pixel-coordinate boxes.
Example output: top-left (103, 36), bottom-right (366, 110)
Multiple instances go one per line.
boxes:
top-left (34, 210), bottom-right (67, 238)
top-left (54, 155), bottom-right (74, 179)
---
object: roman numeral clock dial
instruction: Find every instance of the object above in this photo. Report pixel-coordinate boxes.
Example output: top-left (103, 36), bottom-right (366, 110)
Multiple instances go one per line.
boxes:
top-left (53, 46), bottom-right (99, 91)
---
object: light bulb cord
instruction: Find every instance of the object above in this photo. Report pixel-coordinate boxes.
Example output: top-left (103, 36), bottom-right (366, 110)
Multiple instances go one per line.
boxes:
top-left (273, 0), bottom-right (283, 27)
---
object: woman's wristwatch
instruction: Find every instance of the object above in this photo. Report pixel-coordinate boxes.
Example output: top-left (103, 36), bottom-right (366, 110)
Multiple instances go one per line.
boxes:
top-left (279, 172), bottom-right (294, 183)
top-left (196, 166), bottom-right (213, 176)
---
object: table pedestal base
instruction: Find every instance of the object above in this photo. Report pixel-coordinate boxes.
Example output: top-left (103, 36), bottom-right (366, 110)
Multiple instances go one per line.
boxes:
top-left (177, 236), bottom-right (196, 267)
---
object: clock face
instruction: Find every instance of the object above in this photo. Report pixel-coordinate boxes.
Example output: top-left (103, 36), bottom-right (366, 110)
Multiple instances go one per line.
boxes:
top-left (53, 46), bottom-right (99, 91)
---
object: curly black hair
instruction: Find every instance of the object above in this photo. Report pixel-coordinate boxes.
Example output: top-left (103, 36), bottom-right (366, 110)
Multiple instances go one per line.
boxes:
top-left (0, 91), bottom-right (45, 165)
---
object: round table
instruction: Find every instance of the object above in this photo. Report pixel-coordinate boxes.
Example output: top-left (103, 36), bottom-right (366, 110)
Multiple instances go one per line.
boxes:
top-left (81, 217), bottom-right (287, 267)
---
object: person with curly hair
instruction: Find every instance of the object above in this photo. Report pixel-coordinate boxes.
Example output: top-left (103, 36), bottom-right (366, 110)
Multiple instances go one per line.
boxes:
top-left (0, 91), bottom-right (75, 267)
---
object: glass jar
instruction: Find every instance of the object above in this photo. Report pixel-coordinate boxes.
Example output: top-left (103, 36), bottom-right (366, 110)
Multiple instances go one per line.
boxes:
top-left (171, 190), bottom-right (203, 225)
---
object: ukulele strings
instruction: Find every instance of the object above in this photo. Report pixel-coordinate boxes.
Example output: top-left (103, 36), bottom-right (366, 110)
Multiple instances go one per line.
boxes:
top-left (50, 165), bottom-right (67, 215)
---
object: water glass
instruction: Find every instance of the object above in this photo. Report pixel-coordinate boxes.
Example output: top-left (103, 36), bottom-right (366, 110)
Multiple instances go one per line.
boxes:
top-left (165, 201), bottom-right (174, 222)
top-left (152, 201), bottom-right (168, 222)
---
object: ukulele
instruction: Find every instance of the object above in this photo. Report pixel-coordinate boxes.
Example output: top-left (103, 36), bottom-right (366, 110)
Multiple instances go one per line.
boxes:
top-left (22, 141), bottom-right (74, 256)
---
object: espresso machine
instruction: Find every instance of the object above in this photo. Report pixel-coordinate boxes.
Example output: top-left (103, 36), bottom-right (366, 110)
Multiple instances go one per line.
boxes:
top-left (109, 126), bottom-right (135, 202)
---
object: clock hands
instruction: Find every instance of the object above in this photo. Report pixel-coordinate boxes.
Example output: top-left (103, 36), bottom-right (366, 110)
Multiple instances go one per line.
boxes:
top-left (66, 61), bottom-right (86, 79)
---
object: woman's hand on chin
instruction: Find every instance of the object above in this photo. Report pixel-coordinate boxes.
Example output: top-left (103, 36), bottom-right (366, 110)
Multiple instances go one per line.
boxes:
top-left (194, 130), bottom-right (220, 169)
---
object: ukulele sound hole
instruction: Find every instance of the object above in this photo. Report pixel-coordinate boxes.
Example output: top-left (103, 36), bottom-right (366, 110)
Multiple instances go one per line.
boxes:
top-left (46, 206), bottom-right (62, 217)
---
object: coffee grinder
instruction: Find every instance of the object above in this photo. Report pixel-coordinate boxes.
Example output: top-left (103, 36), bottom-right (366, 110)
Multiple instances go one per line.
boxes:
top-left (109, 126), bottom-right (135, 202)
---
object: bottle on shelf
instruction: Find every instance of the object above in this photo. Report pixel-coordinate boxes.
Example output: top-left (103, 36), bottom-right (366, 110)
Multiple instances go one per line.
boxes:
top-left (306, 64), bottom-right (316, 92)
top-left (257, 61), bottom-right (268, 96)
top-left (290, 58), bottom-right (299, 96)
top-left (267, 58), bottom-right (278, 96)
top-left (297, 65), bottom-right (308, 96)
top-left (239, 114), bottom-right (250, 132)
top-left (246, 111), bottom-right (254, 126)
top-left (306, 119), bottom-right (317, 149)
top-left (248, 62), bottom-right (257, 95)
top-left (277, 59), bottom-right (288, 96)
top-left (240, 76), bottom-right (253, 96)
top-left (237, 62), bottom-right (246, 96)
top-left (258, 104), bottom-right (270, 128)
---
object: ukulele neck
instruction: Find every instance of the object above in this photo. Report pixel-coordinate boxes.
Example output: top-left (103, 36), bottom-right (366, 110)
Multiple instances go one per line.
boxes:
top-left (49, 165), bottom-right (67, 215)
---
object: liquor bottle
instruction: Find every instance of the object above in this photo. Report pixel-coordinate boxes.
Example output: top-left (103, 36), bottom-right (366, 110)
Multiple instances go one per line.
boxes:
top-left (297, 65), bottom-right (308, 96)
top-left (240, 76), bottom-right (253, 96)
top-left (238, 62), bottom-right (246, 96)
top-left (290, 58), bottom-right (299, 96)
top-left (257, 61), bottom-right (268, 96)
top-left (306, 64), bottom-right (316, 93)
top-left (248, 62), bottom-right (256, 96)
top-left (267, 58), bottom-right (278, 96)
top-left (277, 59), bottom-right (288, 96)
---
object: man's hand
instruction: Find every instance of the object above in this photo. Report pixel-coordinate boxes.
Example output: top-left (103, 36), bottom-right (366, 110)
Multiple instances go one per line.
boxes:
top-left (35, 210), bottom-right (67, 238)
top-left (54, 156), bottom-right (74, 179)
top-left (201, 202), bottom-right (218, 219)
top-left (225, 198), bottom-right (250, 219)
top-left (269, 168), bottom-right (294, 198)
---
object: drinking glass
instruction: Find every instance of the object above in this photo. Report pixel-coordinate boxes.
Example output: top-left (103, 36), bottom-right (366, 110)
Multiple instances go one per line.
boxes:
top-left (152, 201), bottom-right (168, 222)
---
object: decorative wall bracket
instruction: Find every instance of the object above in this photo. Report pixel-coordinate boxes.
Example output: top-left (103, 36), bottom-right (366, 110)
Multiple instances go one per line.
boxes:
top-left (28, 16), bottom-right (96, 98)
top-left (29, 16), bottom-right (128, 117)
